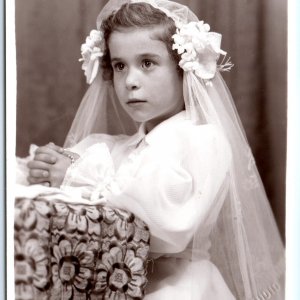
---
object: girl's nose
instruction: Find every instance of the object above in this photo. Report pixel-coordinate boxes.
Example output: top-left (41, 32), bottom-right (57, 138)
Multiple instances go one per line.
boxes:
top-left (125, 68), bottom-right (140, 90)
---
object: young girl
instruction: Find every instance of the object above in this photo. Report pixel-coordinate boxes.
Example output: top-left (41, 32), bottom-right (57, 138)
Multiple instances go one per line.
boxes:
top-left (22, 0), bottom-right (285, 299)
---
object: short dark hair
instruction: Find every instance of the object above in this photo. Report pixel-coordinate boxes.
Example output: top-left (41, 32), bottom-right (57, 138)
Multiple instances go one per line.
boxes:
top-left (100, 2), bottom-right (182, 80)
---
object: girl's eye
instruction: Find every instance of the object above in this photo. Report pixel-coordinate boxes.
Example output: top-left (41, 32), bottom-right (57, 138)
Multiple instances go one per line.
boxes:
top-left (113, 62), bottom-right (125, 72)
top-left (142, 60), bottom-right (154, 69)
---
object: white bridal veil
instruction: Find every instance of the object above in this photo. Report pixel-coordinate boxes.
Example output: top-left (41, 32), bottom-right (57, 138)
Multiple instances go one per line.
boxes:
top-left (64, 0), bottom-right (285, 299)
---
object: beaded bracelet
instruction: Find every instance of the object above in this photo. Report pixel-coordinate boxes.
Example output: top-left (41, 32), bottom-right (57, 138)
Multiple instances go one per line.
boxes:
top-left (62, 149), bottom-right (76, 164)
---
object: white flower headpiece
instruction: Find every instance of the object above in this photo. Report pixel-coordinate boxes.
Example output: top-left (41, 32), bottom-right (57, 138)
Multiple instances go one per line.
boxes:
top-left (79, 30), bottom-right (105, 84)
top-left (79, 21), bottom-right (232, 85)
top-left (172, 21), bottom-right (233, 84)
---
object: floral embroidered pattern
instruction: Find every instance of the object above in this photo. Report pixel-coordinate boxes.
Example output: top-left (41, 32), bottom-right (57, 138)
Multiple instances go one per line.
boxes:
top-left (172, 21), bottom-right (233, 83)
top-left (14, 197), bottom-right (150, 300)
top-left (15, 237), bottom-right (49, 299)
top-left (94, 247), bottom-right (147, 299)
top-left (51, 239), bottom-right (94, 299)
top-left (102, 206), bottom-right (135, 240)
top-left (15, 198), bottom-right (51, 231)
top-left (52, 202), bottom-right (102, 235)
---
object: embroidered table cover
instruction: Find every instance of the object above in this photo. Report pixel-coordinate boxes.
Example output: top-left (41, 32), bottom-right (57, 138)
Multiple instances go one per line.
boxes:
top-left (14, 196), bottom-right (150, 300)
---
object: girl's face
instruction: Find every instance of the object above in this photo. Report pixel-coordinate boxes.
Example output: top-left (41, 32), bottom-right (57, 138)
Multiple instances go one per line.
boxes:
top-left (108, 26), bottom-right (184, 132)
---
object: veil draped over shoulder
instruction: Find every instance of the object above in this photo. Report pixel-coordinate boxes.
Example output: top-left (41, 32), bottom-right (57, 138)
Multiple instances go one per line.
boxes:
top-left (64, 1), bottom-right (285, 299)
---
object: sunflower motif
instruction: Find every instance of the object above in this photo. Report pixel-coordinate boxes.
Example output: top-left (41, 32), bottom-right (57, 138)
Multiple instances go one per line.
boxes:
top-left (102, 206), bottom-right (135, 240)
top-left (94, 246), bottom-right (147, 299)
top-left (51, 239), bottom-right (95, 299)
top-left (52, 202), bottom-right (102, 235)
top-left (14, 237), bottom-right (49, 298)
top-left (15, 198), bottom-right (51, 231)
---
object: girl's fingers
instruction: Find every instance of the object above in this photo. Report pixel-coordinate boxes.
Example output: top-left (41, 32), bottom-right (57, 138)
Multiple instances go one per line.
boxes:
top-left (35, 145), bottom-right (62, 157)
top-left (27, 160), bottom-right (51, 170)
top-left (27, 175), bottom-right (49, 185)
top-left (29, 168), bottom-right (49, 179)
top-left (46, 142), bottom-right (64, 154)
top-left (34, 153), bottom-right (57, 164)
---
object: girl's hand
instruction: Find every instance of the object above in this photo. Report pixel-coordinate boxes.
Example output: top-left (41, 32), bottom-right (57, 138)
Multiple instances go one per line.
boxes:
top-left (27, 143), bottom-right (79, 187)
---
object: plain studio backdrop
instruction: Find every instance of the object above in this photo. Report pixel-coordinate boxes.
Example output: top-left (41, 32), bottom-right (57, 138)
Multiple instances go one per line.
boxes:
top-left (15, 0), bottom-right (287, 241)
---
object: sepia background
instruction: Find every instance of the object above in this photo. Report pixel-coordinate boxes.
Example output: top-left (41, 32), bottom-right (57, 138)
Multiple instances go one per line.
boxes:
top-left (15, 0), bottom-right (287, 240)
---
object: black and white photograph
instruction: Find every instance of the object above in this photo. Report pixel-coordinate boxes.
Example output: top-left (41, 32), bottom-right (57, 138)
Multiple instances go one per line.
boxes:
top-left (10, 0), bottom-right (289, 299)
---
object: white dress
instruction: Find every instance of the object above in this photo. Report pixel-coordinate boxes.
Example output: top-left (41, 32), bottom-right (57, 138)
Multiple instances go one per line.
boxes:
top-left (59, 111), bottom-right (235, 299)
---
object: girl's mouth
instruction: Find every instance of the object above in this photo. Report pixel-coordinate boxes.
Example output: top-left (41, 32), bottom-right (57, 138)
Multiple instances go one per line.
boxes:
top-left (126, 98), bottom-right (147, 105)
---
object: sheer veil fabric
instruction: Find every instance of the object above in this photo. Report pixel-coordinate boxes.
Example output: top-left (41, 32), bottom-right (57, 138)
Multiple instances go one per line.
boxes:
top-left (64, 0), bottom-right (285, 299)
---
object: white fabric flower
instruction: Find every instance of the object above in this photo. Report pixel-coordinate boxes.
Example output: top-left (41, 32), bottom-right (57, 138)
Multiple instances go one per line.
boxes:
top-left (79, 29), bottom-right (105, 84)
top-left (172, 21), bottom-right (231, 81)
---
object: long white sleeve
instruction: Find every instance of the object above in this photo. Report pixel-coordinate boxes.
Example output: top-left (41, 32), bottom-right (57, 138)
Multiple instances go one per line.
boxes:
top-left (60, 120), bottom-right (232, 254)
top-left (106, 124), bottom-right (232, 253)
